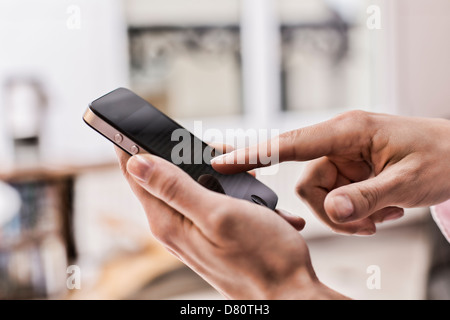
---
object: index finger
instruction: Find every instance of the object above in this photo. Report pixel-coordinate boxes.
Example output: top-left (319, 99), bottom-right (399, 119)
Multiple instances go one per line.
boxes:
top-left (210, 125), bottom-right (335, 174)
top-left (211, 110), bottom-right (374, 174)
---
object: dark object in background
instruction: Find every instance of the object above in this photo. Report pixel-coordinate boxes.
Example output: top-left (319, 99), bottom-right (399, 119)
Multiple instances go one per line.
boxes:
top-left (0, 172), bottom-right (76, 299)
top-left (0, 78), bottom-right (77, 299)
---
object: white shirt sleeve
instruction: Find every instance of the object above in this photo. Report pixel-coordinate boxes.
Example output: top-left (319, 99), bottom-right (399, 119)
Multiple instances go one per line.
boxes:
top-left (430, 199), bottom-right (450, 243)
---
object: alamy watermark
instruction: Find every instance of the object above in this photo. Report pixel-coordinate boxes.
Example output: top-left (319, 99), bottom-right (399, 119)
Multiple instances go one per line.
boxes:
top-left (66, 5), bottom-right (81, 30)
top-left (366, 265), bottom-right (381, 290)
top-left (66, 265), bottom-right (81, 290)
top-left (367, 5), bottom-right (381, 30)
top-left (170, 121), bottom-right (280, 175)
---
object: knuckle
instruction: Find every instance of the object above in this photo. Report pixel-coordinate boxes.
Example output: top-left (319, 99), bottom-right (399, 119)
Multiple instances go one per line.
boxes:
top-left (386, 161), bottom-right (422, 205)
top-left (149, 222), bottom-right (170, 243)
top-left (280, 129), bottom-right (298, 142)
top-left (207, 208), bottom-right (238, 238)
top-left (403, 160), bottom-right (423, 183)
top-left (149, 219), bottom-right (176, 245)
top-left (390, 172), bottom-right (406, 187)
top-left (358, 184), bottom-right (381, 212)
top-left (334, 110), bottom-right (372, 128)
top-left (295, 160), bottom-right (323, 201)
top-left (295, 178), bottom-right (309, 200)
top-left (336, 110), bottom-right (367, 121)
top-left (158, 175), bottom-right (180, 203)
top-left (279, 130), bottom-right (300, 159)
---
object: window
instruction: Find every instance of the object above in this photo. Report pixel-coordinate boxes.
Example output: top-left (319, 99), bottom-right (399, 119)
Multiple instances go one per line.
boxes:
top-left (279, 0), bottom-right (373, 112)
top-left (126, 0), bottom-right (242, 119)
top-left (126, 0), bottom-right (386, 130)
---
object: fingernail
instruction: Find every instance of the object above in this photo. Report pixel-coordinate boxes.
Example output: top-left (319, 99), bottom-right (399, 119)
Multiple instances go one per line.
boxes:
top-left (212, 151), bottom-right (235, 165)
top-left (127, 155), bottom-right (153, 182)
top-left (330, 195), bottom-right (354, 221)
top-left (211, 154), bottom-right (225, 165)
top-left (356, 228), bottom-right (375, 236)
top-left (277, 209), bottom-right (297, 217)
top-left (383, 210), bottom-right (404, 222)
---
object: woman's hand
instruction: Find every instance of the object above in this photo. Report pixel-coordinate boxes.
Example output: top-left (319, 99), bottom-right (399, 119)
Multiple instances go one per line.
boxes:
top-left (116, 148), bottom-right (347, 299)
top-left (212, 111), bottom-right (450, 235)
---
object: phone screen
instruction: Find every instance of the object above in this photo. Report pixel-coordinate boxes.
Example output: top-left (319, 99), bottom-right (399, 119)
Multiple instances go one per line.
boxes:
top-left (89, 88), bottom-right (277, 209)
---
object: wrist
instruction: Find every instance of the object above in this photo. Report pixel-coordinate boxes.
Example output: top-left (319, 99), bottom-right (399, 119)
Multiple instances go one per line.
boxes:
top-left (262, 267), bottom-right (350, 300)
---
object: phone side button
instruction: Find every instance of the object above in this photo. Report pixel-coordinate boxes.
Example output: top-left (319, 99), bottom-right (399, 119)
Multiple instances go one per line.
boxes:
top-left (130, 145), bottom-right (140, 155)
top-left (114, 133), bottom-right (123, 143)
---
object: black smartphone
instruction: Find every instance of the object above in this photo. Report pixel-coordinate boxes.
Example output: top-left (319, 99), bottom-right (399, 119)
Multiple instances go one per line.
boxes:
top-left (83, 88), bottom-right (278, 210)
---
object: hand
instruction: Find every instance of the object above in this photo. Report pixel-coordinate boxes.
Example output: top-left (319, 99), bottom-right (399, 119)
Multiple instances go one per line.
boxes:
top-left (115, 147), bottom-right (347, 299)
top-left (212, 111), bottom-right (450, 235)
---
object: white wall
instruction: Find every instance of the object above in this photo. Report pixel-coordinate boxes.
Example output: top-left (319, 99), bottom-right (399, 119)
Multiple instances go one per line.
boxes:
top-left (393, 0), bottom-right (450, 118)
top-left (0, 0), bottom-right (129, 167)
top-left (125, 0), bottom-right (240, 26)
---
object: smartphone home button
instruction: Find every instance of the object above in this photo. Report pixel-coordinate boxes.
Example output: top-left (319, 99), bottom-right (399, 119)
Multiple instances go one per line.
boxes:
top-left (130, 145), bottom-right (139, 155)
top-left (251, 194), bottom-right (268, 207)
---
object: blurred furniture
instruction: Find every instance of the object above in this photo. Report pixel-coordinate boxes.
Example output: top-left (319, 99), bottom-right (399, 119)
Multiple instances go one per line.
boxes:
top-left (3, 76), bottom-right (48, 166)
top-left (0, 167), bottom-right (75, 299)
top-left (0, 164), bottom-right (119, 299)
top-left (0, 163), bottom-right (186, 300)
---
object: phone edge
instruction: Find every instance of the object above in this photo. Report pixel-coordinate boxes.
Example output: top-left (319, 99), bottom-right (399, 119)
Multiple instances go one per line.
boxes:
top-left (83, 106), bottom-right (147, 157)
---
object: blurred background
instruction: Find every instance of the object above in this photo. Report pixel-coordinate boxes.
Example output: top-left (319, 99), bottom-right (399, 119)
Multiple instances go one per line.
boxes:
top-left (0, 0), bottom-right (449, 300)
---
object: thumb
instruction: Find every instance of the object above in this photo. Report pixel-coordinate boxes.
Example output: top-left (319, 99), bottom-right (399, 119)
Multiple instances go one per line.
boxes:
top-left (324, 173), bottom-right (398, 223)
